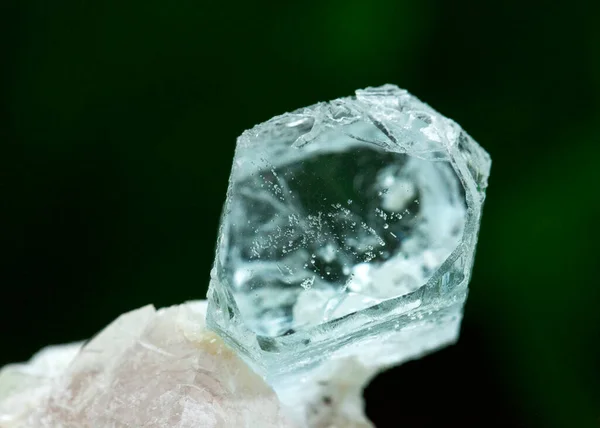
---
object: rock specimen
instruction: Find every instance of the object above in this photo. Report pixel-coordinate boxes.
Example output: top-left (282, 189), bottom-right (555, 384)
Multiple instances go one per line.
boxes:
top-left (0, 302), bottom-right (295, 427)
top-left (1, 85), bottom-right (490, 428)
top-left (207, 84), bottom-right (491, 383)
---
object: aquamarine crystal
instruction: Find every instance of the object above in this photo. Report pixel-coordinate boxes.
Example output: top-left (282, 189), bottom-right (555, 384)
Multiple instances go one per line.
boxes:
top-left (207, 85), bottom-right (490, 379)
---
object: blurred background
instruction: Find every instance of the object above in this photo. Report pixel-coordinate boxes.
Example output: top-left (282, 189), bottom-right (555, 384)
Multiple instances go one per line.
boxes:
top-left (1, 0), bottom-right (599, 426)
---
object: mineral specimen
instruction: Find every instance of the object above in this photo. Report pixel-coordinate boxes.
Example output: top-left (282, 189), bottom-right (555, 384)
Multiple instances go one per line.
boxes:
top-left (0, 85), bottom-right (490, 428)
top-left (207, 84), bottom-right (491, 380)
top-left (0, 302), bottom-right (295, 427)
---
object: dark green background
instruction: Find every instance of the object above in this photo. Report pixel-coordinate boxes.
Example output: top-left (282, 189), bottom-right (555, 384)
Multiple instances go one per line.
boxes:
top-left (2, 1), bottom-right (599, 427)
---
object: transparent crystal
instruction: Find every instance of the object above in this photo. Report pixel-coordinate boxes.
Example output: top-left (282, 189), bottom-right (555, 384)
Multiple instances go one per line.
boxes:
top-left (207, 85), bottom-right (490, 379)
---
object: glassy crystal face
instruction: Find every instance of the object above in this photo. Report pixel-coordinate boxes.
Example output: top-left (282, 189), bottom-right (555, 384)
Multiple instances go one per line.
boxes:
top-left (225, 146), bottom-right (466, 337)
top-left (207, 85), bottom-right (490, 377)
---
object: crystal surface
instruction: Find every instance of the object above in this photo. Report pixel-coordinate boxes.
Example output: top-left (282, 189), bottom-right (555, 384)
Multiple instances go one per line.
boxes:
top-left (207, 84), bottom-right (491, 378)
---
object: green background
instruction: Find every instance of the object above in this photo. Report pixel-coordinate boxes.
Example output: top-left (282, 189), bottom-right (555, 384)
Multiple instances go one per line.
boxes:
top-left (1, 1), bottom-right (599, 427)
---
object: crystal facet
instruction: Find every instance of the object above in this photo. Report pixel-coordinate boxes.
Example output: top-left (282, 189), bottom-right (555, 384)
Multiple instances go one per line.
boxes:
top-left (207, 85), bottom-right (491, 379)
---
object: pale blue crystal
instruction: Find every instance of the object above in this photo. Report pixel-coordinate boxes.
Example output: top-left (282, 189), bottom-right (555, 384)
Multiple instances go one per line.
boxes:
top-left (207, 85), bottom-right (490, 379)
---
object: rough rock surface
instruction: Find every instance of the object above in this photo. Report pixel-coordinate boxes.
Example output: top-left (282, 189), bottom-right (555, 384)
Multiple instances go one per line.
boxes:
top-left (0, 302), bottom-right (295, 428)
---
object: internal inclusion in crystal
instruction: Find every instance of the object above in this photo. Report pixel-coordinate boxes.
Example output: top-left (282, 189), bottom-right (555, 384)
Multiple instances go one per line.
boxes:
top-left (217, 119), bottom-right (467, 337)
